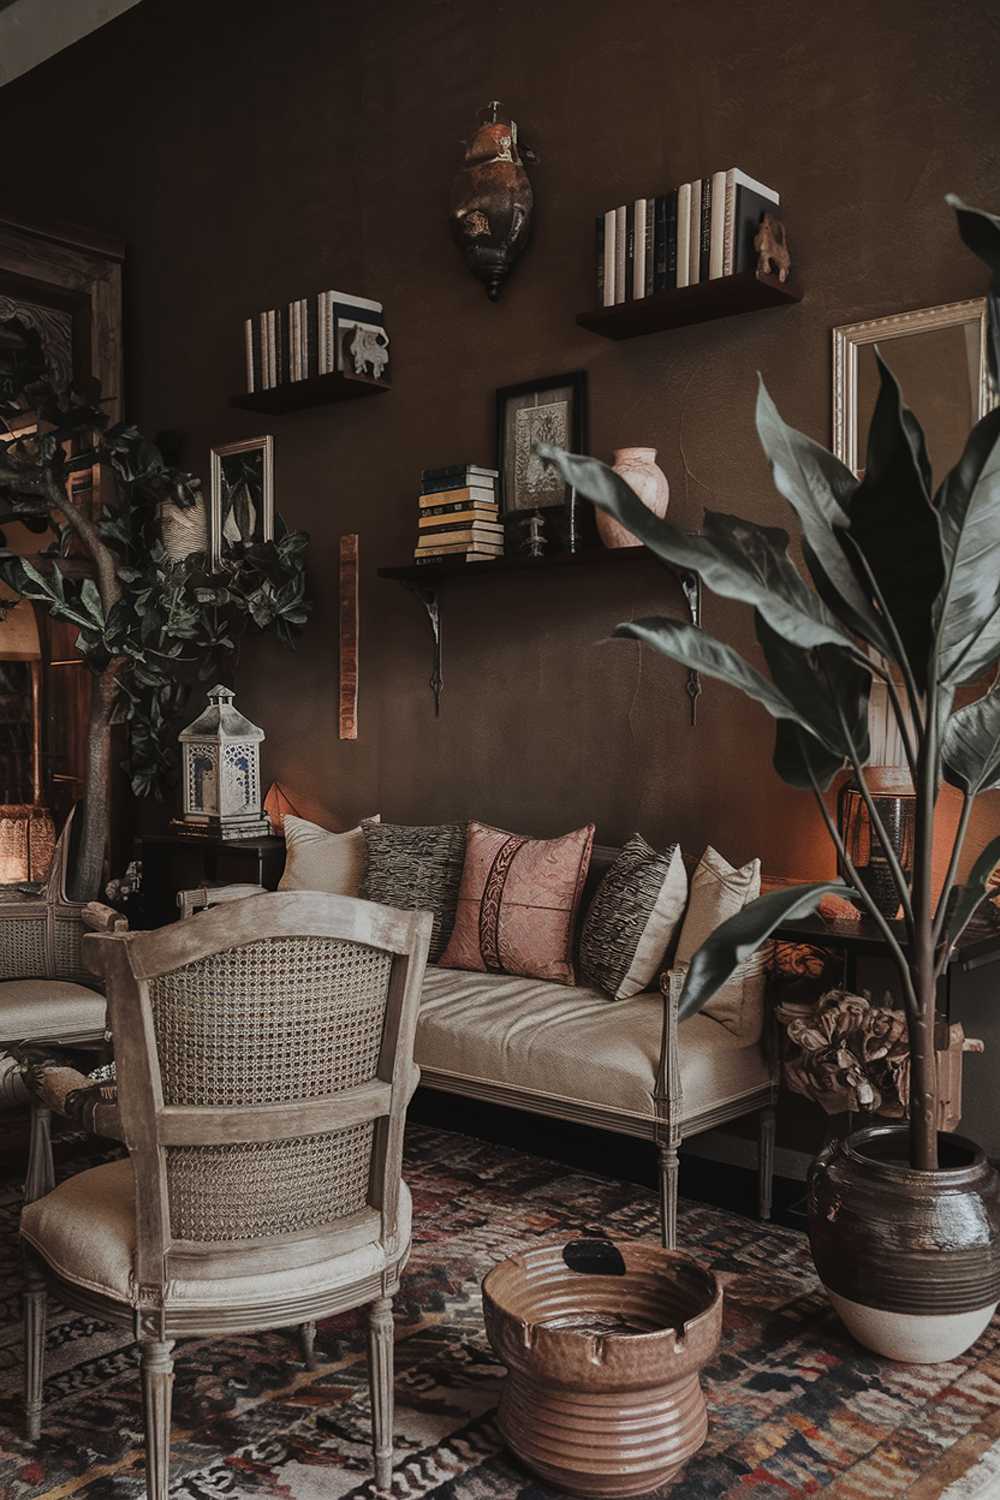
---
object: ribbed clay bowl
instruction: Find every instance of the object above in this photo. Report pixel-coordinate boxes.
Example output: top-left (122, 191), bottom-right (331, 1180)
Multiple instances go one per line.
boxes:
top-left (482, 1238), bottom-right (722, 1497)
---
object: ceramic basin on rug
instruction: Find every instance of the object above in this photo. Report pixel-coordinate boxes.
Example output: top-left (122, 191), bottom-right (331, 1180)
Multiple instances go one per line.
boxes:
top-left (2, 1124), bottom-right (1000, 1498)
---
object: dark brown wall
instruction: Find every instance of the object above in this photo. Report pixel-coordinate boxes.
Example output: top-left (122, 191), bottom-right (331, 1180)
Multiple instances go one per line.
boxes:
top-left (1, 0), bottom-right (997, 877)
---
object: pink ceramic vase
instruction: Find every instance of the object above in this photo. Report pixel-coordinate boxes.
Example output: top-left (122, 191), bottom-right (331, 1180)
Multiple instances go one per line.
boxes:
top-left (597, 446), bottom-right (670, 548)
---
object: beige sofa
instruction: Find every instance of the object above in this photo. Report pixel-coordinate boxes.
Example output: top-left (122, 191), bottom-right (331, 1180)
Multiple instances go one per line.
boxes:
top-left (414, 845), bottom-right (776, 1248)
top-left (180, 842), bottom-right (777, 1250)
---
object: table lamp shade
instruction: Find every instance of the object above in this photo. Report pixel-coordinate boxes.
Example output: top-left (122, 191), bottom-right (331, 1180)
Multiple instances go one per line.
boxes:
top-left (0, 596), bottom-right (40, 660)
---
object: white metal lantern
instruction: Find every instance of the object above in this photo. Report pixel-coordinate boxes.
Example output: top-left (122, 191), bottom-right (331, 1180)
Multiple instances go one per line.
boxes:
top-left (176, 685), bottom-right (269, 839)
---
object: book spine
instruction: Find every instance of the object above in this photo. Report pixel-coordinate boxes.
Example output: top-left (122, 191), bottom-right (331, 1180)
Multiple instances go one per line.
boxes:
top-left (699, 175), bottom-right (711, 282)
top-left (644, 197), bottom-right (654, 297)
top-left (244, 317), bottom-right (254, 394)
top-left (614, 206), bottom-right (627, 305)
top-left (666, 191), bottom-right (678, 286)
top-left (254, 315), bottom-right (264, 392)
top-left (297, 298), bottom-right (306, 379)
top-left (676, 184), bottom-right (691, 288)
top-left (279, 306), bottom-right (289, 385)
top-left (317, 293), bottom-right (327, 375)
top-left (596, 214), bottom-right (605, 307)
top-left (419, 485), bottom-right (497, 505)
top-left (418, 504), bottom-right (500, 521)
top-left (289, 301), bottom-right (298, 381)
top-left (418, 525), bottom-right (505, 542)
top-left (709, 169), bottom-right (726, 278)
top-left (688, 178), bottom-right (702, 285)
top-left (602, 208), bottom-right (616, 306)
top-left (632, 197), bottom-right (645, 300)
top-left (652, 196), bottom-right (668, 291)
top-left (723, 169), bottom-right (737, 276)
top-left (267, 311), bottom-right (276, 389)
top-left (625, 201), bottom-right (635, 301)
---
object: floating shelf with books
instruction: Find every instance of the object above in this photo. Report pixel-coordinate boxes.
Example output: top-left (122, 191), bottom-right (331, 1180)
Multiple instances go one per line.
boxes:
top-left (378, 546), bottom-right (702, 722)
top-left (577, 268), bottom-right (802, 341)
top-left (231, 370), bottom-right (389, 414)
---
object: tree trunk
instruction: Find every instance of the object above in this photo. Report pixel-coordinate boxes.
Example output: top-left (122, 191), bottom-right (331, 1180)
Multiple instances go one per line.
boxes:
top-left (68, 668), bottom-right (116, 902)
top-left (909, 679), bottom-right (940, 1172)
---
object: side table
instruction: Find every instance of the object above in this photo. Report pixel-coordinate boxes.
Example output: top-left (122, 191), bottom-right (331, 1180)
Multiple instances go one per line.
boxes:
top-left (137, 831), bottom-right (285, 927)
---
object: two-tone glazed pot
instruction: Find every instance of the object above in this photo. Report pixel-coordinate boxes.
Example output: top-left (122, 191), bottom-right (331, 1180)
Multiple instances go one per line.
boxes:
top-left (809, 1124), bottom-right (1000, 1362)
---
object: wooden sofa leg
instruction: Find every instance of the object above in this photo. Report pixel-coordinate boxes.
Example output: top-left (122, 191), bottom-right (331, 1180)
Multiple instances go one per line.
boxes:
top-left (26, 1105), bottom-right (54, 1204)
top-left (658, 1142), bottom-right (679, 1250)
top-left (757, 1105), bottom-right (776, 1222)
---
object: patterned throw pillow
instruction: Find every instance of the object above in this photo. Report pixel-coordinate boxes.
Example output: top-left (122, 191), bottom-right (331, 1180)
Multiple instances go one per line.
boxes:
top-left (439, 820), bottom-right (594, 985)
top-left (675, 845), bottom-right (764, 1039)
top-left (278, 814), bottom-right (379, 896)
top-left (361, 822), bottom-right (467, 962)
top-left (579, 835), bottom-right (688, 1000)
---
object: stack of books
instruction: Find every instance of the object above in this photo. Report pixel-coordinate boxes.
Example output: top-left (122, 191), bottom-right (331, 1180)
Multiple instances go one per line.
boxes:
top-left (243, 290), bottom-right (385, 392)
top-left (595, 169), bottom-right (780, 307)
top-left (414, 465), bottom-right (504, 564)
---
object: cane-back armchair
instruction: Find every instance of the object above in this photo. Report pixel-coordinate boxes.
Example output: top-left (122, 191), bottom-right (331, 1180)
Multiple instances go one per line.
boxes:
top-left (20, 890), bottom-right (432, 1499)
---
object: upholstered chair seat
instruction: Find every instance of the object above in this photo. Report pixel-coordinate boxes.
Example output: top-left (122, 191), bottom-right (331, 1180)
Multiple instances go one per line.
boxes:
top-left (0, 978), bottom-right (105, 1045)
top-left (22, 1158), bottom-right (413, 1314)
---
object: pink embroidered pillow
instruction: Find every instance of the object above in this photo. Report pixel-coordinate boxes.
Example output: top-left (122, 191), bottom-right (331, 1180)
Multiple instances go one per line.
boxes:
top-left (439, 820), bottom-right (595, 984)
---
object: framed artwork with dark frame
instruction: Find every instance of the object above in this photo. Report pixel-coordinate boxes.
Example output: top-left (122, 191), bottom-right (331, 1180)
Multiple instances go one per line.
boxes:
top-left (210, 435), bottom-right (274, 570)
top-left (495, 370), bottom-right (589, 551)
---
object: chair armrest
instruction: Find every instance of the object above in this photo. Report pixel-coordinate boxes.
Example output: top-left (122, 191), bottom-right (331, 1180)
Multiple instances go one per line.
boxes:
top-left (177, 883), bottom-right (267, 919)
top-left (28, 1062), bottom-right (122, 1140)
top-left (82, 902), bottom-right (128, 933)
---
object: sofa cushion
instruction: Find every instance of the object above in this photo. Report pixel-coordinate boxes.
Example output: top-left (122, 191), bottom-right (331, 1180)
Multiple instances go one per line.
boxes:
top-left (675, 846), bottom-right (765, 1041)
top-left (0, 978), bottom-right (105, 1044)
top-left (440, 821), bottom-right (594, 985)
top-left (579, 835), bottom-right (688, 1000)
top-left (361, 821), bottom-right (466, 962)
top-left (415, 965), bottom-right (768, 1125)
top-left (278, 813), bottom-right (379, 896)
top-left (21, 1156), bottom-right (412, 1308)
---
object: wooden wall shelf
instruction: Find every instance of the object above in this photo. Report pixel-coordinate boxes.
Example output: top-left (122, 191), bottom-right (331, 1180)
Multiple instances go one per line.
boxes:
top-left (576, 269), bottom-right (802, 341)
top-left (379, 546), bottom-right (702, 720)
top-left (231, 370), bottom-right (389, 414)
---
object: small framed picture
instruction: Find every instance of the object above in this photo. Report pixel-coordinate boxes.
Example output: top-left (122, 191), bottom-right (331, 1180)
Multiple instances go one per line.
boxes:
top-left (495, 370), bottom-right (588, 517)
top-left (210, 435), bottom-right (273, 569)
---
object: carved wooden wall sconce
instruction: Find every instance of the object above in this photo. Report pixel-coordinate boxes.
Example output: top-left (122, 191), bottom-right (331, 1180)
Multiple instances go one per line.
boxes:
top-left (450, 101), bottom-right (534, 301)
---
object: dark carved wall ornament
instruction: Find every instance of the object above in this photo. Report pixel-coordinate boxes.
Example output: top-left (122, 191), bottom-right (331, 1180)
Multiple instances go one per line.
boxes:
top-left (450, 102), bottom-right (533, 301)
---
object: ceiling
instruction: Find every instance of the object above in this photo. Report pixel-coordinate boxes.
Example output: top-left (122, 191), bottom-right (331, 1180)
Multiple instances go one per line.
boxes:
top-left (0, 0), bottom-right (144, 88)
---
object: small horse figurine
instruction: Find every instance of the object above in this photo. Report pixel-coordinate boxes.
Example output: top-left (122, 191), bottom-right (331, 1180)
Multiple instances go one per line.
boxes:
top-left (754, 213), bottom-right (791, 283)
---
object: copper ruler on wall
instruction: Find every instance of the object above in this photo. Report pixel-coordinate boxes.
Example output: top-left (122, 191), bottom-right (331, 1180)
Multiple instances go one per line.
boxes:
top-left (339, 532), bottom-right (359, 739)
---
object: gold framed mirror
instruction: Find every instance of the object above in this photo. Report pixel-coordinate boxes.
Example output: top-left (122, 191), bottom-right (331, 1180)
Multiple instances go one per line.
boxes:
top-left (832, 298), bottom-right (996, 476)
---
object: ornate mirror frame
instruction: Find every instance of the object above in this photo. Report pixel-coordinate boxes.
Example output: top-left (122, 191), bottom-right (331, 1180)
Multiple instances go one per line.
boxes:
top-left (832, 297), bottom-right (995, 473)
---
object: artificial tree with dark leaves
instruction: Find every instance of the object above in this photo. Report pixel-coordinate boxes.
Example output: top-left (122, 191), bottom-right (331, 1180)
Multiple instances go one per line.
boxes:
top-left (543, 196), bottom-right (1000, 1173)
top-left (0, 372), bottom-right (309, 901)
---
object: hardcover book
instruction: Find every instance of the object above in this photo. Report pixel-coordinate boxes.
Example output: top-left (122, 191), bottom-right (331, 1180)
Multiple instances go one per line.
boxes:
top-left (688, 178), bottom-right (702, 286)
top-left (419, 484), bottom-right (497, 506)
top-left (709, 169), bottom-right (727, 279)
top-left (614, 206), bottom-right (627, 305)
top-left (418, 503), bottom-right (500, 522)
top-left (596, 214), bottom-right (605, 306)
top-left (414, 541), bottom-right (505, 558)
top-left (632, 197), bottom-right (646, 301)
top-left (417, 525), bottom-right (505, 545)
top-left (676, 184), bottom-right (692, 289)
top-left (603, 207), bottom-right (616, 306)
top-left (699, 175), bottom-right (712, 283)
top-left (722, 168), bottom-right (780, 275)
top-left (652, 196), bottom-right (668, 292)
top-left (644, 197), bottom-right (655, 297)
top-left (625, 201), bottom-right (635, 301)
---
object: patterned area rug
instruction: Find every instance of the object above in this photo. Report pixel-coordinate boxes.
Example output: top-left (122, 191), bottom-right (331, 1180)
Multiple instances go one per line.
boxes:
top-left (2, 1125), bottom-right (1000, 1498)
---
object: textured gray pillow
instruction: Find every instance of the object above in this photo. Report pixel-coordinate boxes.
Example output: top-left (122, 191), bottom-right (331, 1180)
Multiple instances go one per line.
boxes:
top-left (361, 821), bottom-right (467, 961)
top-left (579, 834), bottom-right (688, 1000)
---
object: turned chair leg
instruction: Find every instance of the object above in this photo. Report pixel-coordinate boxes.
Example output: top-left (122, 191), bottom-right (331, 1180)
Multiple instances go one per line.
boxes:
top-left (23, 1252), bottom-right (46, 1441)
top-left (141, 1339), bottom-right (175, 1500)
top-left (299, 1320), bottom-right (319, 1369)
top-left (758, 1104), bottom-right (776, 1221)
top-left (25, 1104), bottom-right (54, 1204)
top-left (658, 1140), bottom-right (679, 1250)
top-left (368, 1296), bottom-right (395, 1494)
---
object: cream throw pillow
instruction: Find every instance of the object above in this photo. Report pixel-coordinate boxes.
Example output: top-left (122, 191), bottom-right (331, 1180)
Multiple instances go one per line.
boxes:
top-left (674, 845), bottom-right (764, 1041)
top-left (278, 814), bottom-right (380, 896)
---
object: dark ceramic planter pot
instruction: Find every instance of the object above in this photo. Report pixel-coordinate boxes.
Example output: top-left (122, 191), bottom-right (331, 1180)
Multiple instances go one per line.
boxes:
top-left (482, 1238), bottom-right (722, 1497)
top-left (809, 1124), bottom-right (1000, 1362)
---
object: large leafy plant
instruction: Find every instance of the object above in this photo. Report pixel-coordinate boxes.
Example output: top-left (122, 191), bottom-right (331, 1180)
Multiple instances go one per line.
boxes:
top-left (543, 197), bottom-right (1000, 1173)
top-left (0, 374), bottom-right (309, 900)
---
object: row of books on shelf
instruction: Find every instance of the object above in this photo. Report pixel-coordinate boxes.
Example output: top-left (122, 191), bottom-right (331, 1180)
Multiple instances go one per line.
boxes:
top-left (413, 464), bottom-right (503, 564)
top-left (243, 290), bottom-right (386, 392)
top-left (595, 167), bottom-right (780, 307)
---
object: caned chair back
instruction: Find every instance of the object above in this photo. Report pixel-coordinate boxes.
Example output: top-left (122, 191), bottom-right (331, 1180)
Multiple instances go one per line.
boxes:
top-left (0, 806), bottom-right (90, 985)
top-left (84, 892), bottom-right (432, 1291)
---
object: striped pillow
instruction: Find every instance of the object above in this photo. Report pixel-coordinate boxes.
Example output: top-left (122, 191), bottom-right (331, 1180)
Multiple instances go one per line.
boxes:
top-left (361, 821), bottom-right (467, 961)
top-left (579, 835), bottom-right (688, 1000)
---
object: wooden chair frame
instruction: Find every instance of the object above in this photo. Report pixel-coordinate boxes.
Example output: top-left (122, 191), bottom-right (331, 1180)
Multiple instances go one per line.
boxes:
top-left (22, 890), bottom-right (432, 1498)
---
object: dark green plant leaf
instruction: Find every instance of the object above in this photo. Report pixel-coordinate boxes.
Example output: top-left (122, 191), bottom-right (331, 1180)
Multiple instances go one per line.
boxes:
top-left (755, 615), bottom-right (871, 788)
top-left (945, 837), bottom-right (1000, 950)
top-left (615, 617), bottom-right (831, 744)
top-left (539, 447), bottom-right (859, 654)
top-left (847, 350), bottom-right (944, 690)
top-left (755, 379), bottom-right (892, 655)
top-left (679, 882), bottom-right (853, 1017)
top-left (935, 407), bottom-right (1000, 683)
top-left (947, 195), bottom-right (1000, 388)
top-left (942, 676), bottom-right (1000, 794)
